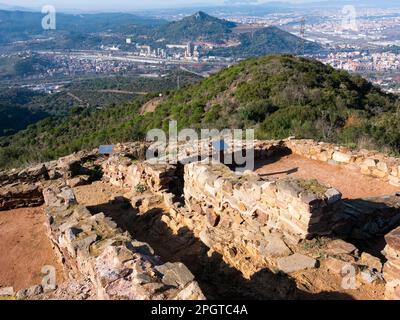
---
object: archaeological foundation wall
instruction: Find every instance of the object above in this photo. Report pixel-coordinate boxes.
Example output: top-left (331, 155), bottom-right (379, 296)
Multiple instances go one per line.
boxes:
top-left (281, 139), bottom-right (400, 239)
top-left (42, 184), bottom-right (205, 300)
top-left (284, 139), bottom-right (400, 187)
top-left (0, 148), bottom-right (104, 211)
top-left (100, 139), bottom-right (400, 288)
top-left (3, 138), bottom-right (400, 299)
top-left (183, 161), bottom-right (343, 240)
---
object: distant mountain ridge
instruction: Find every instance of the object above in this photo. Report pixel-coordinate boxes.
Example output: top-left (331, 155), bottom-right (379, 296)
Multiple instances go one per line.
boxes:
top-left (153, 11), bottom-right (322, 56)
top-left (0, 3), bottom-right (32, 11)
top-left (0, 9), bottom-right (167, 45)
top-left (0, 9), bottom-right (323, 56)
top-left (211, 25), bottom-right (322, 57)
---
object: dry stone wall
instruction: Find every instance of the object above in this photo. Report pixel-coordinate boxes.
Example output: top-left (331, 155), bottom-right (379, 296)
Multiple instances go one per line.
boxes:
top-left (383, 227), bottom-right (400, 300)
top-left (184, 160), bottom-right (343, 241)
top-left (100, 140), bottom-right (400, 282)
top-left (3, 137), bottom-right (400, 299)
top-left (102, 157), bottom-right (178, 194)
top-left (284, 139), bottom-right (400, 187)
top-left (0, 164), bottom-right (49, 187)
top-left (0, 184), bottom-right (44, 211)
top-left (42, 185), bottom-right (205, 300)
top-left (0, 148), bottom-right (104, 211)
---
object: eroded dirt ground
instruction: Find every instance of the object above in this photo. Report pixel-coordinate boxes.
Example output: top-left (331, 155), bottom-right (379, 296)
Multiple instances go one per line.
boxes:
top-left (0, 207), bottom-right (64, 291)
top-left (73, 181), bottom-right (386, 300)
top-left (255, 154), bottom-right (400, 199)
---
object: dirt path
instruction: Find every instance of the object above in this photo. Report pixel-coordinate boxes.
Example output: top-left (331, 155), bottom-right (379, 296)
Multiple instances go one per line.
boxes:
top-left (255, 154), bottom-right (400, 199)
top-left (0, 207), bottom-right (64, 291)
top-left (139, 97), bottom-right (164, 115)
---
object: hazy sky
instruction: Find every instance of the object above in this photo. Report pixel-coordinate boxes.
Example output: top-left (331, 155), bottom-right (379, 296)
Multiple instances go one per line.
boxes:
top-left (1, 0), bottom-right (331, 11)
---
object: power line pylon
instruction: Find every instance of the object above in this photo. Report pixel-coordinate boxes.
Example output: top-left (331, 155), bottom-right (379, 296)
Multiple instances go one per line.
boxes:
top-left (297, 18), bottom-right (306, 56)
top-left (177, 64), bottom-right (181, 90)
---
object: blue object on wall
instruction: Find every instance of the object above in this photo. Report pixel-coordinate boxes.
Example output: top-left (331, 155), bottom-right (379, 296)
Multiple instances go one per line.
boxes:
top-left (98, 145), bottom-right (115, 155)
top-left (212, 139), bottom-right (227, 152)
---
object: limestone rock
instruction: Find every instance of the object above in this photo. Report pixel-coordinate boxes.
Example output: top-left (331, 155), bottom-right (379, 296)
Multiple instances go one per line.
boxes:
top-left (129, 240), bottom-right (155, 256)
top-left (43, 186), bottom-right (77, 207)
top-left (324, 188), bottom-right (342, 204)
top-left (260, 235), bottom-right (291, 258)
top-left (277, 253), bottom-right (318, 273)
top-left (0, 287), bottom-right (14, 297)
top-left (324, 257), bottom-right (354, 275)
top-left (359, 269), bottom-right (384, 285)
top-left (155, 262), bottom-right (195, 288)
top-left (206, 208), bottom-right (219, 227)
top-left (173, 281), bottom-right (206, 300)
top-left (67, 175), bottom-right (90, 188)
top-left (325, 239), bottom-right (358, 256)
top-left (383, 227), bottom-right (400, 299)
top-left (385, 227), bottom-right (400, 252)
top-left (360, 252), bottom-right (382, 272)
top-left (332, 151), bottom-right (352, 163)
top-left (199, 229), bottom-right (213, 248)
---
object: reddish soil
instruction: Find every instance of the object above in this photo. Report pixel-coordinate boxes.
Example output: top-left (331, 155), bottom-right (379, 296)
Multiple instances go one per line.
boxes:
top-left (0, 207), bottom-right (64, 291)
top-left (255, 154), bottom-right (400, 199)
top-left (73, 181), bottom-right (127, 206)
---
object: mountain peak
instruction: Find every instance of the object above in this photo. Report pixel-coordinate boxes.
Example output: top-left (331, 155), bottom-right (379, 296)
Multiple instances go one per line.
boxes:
top-left (193, 11), bottom-right (209, 20)
top-left (155, 11), bottom-right (237, 42)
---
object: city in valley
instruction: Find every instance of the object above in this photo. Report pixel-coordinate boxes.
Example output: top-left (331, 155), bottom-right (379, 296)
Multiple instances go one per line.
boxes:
top-left (1, 3), bottom-right (400, 94)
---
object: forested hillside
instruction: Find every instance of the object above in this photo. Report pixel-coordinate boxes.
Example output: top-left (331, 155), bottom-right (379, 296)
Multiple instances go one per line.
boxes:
top-left (137, 55), bottom-right (399, 152)
top-left (1, 55), bottom-right (399, 169)
top-left (0, 72), bottom-right (201, 136)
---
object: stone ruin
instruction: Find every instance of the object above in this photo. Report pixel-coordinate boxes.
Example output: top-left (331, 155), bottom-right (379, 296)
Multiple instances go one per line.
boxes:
top-left (42, 184), bottom-right (204, 300)
top-left (1, 138), bottom-right (400, 300)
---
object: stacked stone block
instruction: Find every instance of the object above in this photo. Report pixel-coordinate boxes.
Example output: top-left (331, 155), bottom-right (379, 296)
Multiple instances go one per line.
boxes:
top-left (42, 185), bottom-right (205, 300)
top-left (383, 227), bottom-right (400, 300)
top-left (184, 161), bottom-right (342, 240)
top-left (284, 139), bottom-right (400, 186)
top-left (0, 183), bottom-right (44, 211)
top-left (102, 157), bottom-right (177, 193)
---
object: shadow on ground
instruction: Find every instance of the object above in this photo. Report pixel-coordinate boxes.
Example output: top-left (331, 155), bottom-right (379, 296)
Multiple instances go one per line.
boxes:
top-left (87, 198), bottom-right (353, 300)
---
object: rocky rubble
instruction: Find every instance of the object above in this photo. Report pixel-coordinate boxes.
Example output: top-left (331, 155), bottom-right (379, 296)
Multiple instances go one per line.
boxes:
top-left (0, 148), bottom-right (106, 211)
top-left (0, 164), bottom-right (48, 187)
top-left (42, 185), bottom-right (205, 300)
top-left (334, 195), bottom-right (400, 239)
top-left (277, 253), bottom-right (318, 273)
top-left (383, 227), bottom-right (400, 300)
top-left (0, 183), bottom-right (44, 211)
